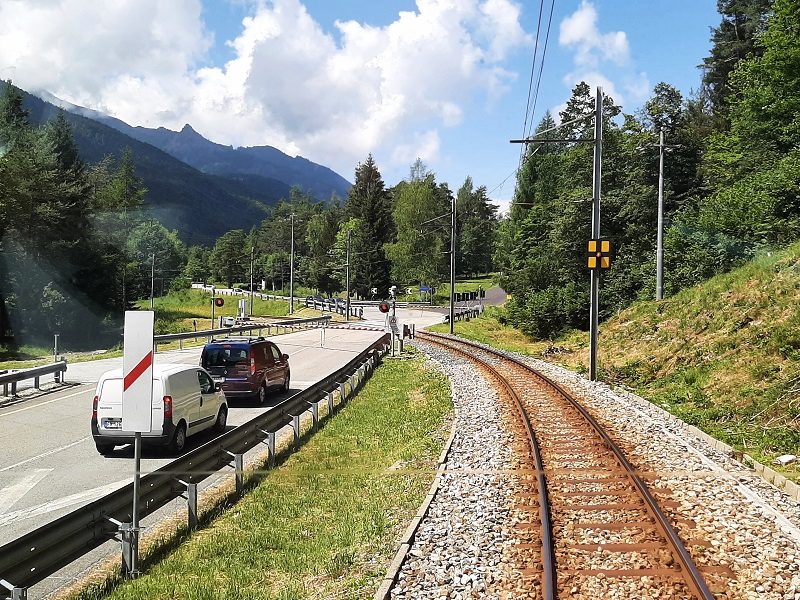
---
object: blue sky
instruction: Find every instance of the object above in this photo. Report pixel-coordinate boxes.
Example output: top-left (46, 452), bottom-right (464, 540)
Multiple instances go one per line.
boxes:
top-left (0, 0), bottom-right (721, 211)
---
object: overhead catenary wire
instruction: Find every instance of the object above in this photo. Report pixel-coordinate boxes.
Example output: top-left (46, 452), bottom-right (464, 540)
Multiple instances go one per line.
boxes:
top-left (519, 0), bottom-right (548, 164)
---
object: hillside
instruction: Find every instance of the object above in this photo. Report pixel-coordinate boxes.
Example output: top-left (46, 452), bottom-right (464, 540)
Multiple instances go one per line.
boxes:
top-left (17, 86), bottom-right (281, 245)
top-left (37, 90), bottom-right (352, 201)
top-left (435, 243), bottom-right (800, 473)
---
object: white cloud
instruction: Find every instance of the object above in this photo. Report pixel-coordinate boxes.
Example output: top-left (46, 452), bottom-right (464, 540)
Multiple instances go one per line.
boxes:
top-left (559, 0), bottom-right (629, 68)
top-left (0, 0), bottom-right (531, 179)
top-left (557, 1), bottom-right (648, 110)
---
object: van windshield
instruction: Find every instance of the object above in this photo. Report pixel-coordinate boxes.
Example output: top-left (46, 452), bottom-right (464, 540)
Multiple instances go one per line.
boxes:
top-left (202, 345), bottom-right (250, 367)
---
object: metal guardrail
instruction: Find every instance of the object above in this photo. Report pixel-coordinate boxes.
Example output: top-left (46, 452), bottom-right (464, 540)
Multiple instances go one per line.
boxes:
top-left (302, 298), bottom-right (363, 319)
top-left (0, 361), bottom-right (67, 397)
top-left (153, 316), bottom-right (332, 350)
top-left (0, 333), bottom-right (391, 598)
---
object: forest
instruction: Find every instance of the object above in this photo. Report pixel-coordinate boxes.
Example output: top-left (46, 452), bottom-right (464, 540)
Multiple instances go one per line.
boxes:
top-left (498, 0), bottom-right (797, 338)
top-left (1, 0), bottom-right (797, 349)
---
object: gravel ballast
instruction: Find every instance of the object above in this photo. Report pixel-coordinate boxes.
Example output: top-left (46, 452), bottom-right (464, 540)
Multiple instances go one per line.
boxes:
top-left (392, 338), bottom-right (800, 600)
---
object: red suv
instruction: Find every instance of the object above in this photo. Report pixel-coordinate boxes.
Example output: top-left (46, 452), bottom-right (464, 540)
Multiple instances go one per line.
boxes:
top-left (201, 337), bottom-right (290, 404)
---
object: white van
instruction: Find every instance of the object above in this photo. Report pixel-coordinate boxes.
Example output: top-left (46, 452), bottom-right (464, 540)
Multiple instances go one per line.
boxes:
top-left (91, 364), bottom-right (228, 456)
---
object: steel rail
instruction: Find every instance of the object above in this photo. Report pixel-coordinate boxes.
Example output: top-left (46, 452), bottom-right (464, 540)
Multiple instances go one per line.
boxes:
top-left (418, 331), bottom-right (715, 600)
top-left (417, 332), bottom-right (556, 600)
top-left (0, 333), bottom-right (389, 592)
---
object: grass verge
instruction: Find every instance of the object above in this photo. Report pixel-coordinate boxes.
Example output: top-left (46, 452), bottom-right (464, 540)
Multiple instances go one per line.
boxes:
top-left (68, 350), bottom-right (452, 600)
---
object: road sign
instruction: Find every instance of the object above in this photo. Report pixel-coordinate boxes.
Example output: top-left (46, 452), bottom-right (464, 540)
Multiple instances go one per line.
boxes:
top-left (122, 311), bottom-right (154, 433)
top-left (388, 315), bottom-right (400, 337)
top-left (419, 286), bottom-right (431, 293)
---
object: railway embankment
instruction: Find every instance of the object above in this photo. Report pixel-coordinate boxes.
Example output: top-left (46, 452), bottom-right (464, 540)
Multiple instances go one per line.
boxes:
top-left (430, 242), bottom-right (800, 481)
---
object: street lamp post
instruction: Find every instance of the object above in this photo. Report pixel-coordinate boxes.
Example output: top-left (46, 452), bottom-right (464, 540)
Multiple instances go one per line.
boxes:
top-left (249, 246), bottom-right (255, 316)
top-left (289, 214), bottom-right (295, 315)
top-left (449, 192), bottom-right (456, 335)
top-left (149, 253), bottom-right (155, 309)
top-left (345, 229), bottom-right (351, 322)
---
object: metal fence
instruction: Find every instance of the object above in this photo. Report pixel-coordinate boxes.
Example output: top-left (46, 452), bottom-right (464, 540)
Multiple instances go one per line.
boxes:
top-left (153, 315), bottom-right (332, 350)
top-left (0, 334), bottom-right (391, 599)
top-left (0, 361), bottom-right (67, 397)
top-left (302, 298), bottom-right (364, 319)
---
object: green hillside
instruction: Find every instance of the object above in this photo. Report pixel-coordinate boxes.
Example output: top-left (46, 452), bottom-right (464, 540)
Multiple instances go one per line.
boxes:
top-left (434, 243), bottom-right (800, 476)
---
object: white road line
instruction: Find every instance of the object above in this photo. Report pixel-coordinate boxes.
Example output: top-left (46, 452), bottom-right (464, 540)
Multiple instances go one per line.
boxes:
top-left (0, 479), bottom-right (128, 527)
top-left (0, 469), bottom-right (52, 514)
top-left (0, 386), bottom-right (93, 418)
top-left (0, 437), bottom-right (91, 472)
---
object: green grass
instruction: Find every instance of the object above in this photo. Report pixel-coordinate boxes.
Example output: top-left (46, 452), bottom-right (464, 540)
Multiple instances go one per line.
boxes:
top-left (69, 351), bottom-right (452, 600)
top-left (135, 289), bottom-right (290, 334)
top-left (432, 244), bottom-right (800, 480)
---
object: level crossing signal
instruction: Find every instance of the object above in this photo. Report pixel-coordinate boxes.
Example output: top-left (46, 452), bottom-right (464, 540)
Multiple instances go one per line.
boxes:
top-left (587, 239), bottom-right (612, 270)
top-left (214, 297), bottom-right (225, 307)
top-left (378, 302), bottom-right (390, 313)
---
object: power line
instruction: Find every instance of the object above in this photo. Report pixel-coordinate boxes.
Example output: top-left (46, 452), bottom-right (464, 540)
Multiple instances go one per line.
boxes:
top-left (519, 0), bottom-right (548, 169)
top-left (525, 0), bottom-right (557, 141)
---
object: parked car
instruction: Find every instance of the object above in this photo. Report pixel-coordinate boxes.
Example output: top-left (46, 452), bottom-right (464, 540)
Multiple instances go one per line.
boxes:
top-left (91, 364), bottom-right (227, 456)
top-left (200, 337), bottom-right (290, 405)
top-left (221, 316), bottom-right (236, 327)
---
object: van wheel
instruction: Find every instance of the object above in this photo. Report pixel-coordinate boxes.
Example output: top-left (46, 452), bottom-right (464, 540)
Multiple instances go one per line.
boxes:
top-left (168, 423), bottom-right (187, 455)
top-left (214, 406), bottom-right (228, 433)
top-left (95, 443), bottom-right (114, 455)
top-left (257, 383), bottom-right (267, 405)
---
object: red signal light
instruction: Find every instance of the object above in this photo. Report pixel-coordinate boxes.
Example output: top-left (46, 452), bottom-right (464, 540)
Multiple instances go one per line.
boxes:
top-left (378, 302), bottom-right (390, 313)
top-left (214, 298), bottom-right (224, 307)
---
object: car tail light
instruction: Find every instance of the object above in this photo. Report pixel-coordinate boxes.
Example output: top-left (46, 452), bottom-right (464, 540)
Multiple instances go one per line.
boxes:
top-left (92, 395), bottom-right (99, 419)
top-left (163, 395), bottom-right (173, 420)
top-left (250, 357), bottom-right (255, 375)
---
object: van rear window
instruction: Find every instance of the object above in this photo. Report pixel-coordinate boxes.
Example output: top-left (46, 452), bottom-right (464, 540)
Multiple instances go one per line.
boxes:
top-left (202, 345), bottom-right (250, 367)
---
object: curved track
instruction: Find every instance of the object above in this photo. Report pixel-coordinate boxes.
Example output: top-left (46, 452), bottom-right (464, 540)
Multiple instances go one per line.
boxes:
top-left (418, 331), bottom-right (718, 600)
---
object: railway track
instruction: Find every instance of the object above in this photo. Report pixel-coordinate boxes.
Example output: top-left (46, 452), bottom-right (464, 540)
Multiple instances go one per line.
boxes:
top-left (417, 331), bottom-right (727, 599)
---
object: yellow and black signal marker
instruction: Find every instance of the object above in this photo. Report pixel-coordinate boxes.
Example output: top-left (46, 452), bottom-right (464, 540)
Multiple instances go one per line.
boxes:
top-left (587, 239), bottom-right (612, 270)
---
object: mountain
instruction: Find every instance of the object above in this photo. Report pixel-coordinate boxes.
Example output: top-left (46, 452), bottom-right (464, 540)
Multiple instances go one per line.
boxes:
top-left (37, 90), bottom-right (352, 202)
top-left (15, 85), bottom-right (291, 245)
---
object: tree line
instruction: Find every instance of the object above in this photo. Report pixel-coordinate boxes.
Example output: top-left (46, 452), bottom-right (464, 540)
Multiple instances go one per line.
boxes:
top-left (0, 88), bottom-right (498, 348)
top-left (498, 0), bottom-right (796, 339)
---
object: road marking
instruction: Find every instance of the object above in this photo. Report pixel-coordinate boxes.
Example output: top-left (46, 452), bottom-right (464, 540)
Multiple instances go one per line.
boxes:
top-left (0, 386), bottom-right (93, 419)
top-left (0, 437), bottom-right (91, 472)
top-left (0, 469), bottom-right (51, 514)
top-left (0, 479), bottom-right (128, 527)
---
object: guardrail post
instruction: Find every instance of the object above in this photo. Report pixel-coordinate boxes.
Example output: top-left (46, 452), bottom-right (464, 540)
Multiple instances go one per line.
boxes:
top-left (327, 391), bottom-right (334, 415)
top-left (311, 401), bottom-right (319, 432)
top-left (11, 382), bottom-right (16, 396)
top-left (175, 479), bottom-right (198, 530)
top-left (292, 414), bottom-right (300, 450)
top-left (339, 382), bottom-right (347, 405)
top-left (33, 376), bottom-right (40, 390)
top-left (0, 580), bottom-right (26, 600)
top-left (179, 338), bottom-right (184, 350)
top-left (119, 522), bottom-right (139, 578)
top-left (223, 450), bottom-right (244, 495)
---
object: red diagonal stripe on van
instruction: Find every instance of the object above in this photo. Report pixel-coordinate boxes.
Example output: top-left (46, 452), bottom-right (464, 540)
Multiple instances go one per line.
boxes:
top-left (124, 351), bottom-right (153, 391)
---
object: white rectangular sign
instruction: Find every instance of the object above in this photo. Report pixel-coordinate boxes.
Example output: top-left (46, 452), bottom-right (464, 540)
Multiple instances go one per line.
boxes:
top-left (122, 311), bottom-right (154, 433)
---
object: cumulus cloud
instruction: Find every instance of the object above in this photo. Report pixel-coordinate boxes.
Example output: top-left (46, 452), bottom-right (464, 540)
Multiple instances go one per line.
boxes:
top-left (0, 0), bottom-right (531, 178)
top-left (559, 0), bottom-right (629, 68)
top-left (555, 0), bottom-right (651, 110)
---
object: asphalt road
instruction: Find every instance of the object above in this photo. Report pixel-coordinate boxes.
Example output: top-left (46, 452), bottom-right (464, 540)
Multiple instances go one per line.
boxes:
top-left (0, 306), bottom-right (444, 547)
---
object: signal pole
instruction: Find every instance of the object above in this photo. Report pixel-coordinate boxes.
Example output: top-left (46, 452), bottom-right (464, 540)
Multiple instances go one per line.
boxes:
top-left (588, 87), bottom-right (603, 381)
top-left (656, 128), bottom-right (666, 301)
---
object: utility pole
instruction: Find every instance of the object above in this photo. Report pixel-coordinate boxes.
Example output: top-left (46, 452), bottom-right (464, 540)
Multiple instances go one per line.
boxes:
top-left (289, 214), bottom-right (295, 315)
top-left (589, 87), bottom-right (604, 382)
top-left (449, 192), bottom-right (456, 334)
top-left (656, 128), bottom-right (666, 301)
top-left (345, 229), bottom-right (352, 322)
top-left (149, 253), bottom-right (155, 309)
top-left (249, 246), bottom-right (255, 316)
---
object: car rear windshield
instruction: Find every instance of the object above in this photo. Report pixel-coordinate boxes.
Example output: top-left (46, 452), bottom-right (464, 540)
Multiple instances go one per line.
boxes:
top-left (202, 345), bottom-right (250, 367)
